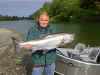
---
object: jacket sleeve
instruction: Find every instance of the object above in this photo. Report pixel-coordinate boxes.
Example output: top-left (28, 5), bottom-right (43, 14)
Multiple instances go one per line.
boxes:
top-left (26, 27), bottom-right (35, 41)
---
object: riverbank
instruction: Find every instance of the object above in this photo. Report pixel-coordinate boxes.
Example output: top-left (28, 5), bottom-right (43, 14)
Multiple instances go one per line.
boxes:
top-left (0, 28), bottom-right (29, 75)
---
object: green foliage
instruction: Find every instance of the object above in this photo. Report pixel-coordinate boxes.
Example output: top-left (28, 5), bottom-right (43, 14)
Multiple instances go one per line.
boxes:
top-left (29, 2), bottom-right (51, 20)
top-left (29, 0), bottom-right (100, 22)
top-left (80, 0), bottom-right (96, 9)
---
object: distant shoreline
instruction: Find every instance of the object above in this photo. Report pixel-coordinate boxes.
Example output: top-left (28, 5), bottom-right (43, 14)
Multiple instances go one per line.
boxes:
top-left (0, 15), bottom-right (34, 21)
top-left (0, 19), bottom-right (34, 21)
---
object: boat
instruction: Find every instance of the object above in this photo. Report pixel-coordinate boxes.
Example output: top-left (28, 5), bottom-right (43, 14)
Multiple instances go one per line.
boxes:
top-left (55, 43), bottom-right (100, 75)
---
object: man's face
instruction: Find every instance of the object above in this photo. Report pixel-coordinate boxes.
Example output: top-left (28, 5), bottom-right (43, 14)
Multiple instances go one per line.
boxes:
top-left (39, 15), bottom-right (49, 28)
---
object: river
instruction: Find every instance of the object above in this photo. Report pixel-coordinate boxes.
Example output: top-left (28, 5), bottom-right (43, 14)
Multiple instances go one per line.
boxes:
top-left (0, 21), bottom-right (100, 47)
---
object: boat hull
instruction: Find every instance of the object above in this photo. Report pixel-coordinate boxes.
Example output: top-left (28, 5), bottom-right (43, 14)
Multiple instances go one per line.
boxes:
top-left (56, 54), bottom-right (100, 75)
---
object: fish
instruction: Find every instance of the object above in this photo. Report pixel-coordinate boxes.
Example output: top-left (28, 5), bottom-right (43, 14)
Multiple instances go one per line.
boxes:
top-left (11, 33), bottom-right (74, 54)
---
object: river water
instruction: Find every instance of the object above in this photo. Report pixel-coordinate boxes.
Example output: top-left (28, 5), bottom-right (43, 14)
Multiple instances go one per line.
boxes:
top-left (0, 21), bottom-right (100, 47)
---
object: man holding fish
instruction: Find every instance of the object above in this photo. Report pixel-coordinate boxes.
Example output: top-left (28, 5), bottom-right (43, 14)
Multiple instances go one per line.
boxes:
top-left (23, 12), bottom-right (73, 75)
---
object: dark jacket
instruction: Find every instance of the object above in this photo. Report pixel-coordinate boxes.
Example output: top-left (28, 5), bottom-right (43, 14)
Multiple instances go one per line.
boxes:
top-left (26, 22), bottom-right (56, 65)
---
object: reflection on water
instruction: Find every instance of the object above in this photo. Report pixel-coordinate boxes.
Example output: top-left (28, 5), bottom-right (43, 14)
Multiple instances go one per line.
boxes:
top-left (0, 21), bottom-right (100, 46)
top-left (55, 22), bottom-right (100, 47)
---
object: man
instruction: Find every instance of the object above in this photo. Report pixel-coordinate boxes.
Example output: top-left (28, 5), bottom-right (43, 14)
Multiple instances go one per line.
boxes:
top-left (25, 12), bottom-right (66, 75)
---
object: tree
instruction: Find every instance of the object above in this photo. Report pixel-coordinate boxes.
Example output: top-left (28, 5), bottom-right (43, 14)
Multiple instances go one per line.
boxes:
top-left (80, 0), bottom-right (96, 9)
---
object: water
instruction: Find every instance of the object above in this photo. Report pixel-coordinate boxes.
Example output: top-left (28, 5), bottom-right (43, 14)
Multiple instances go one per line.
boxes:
top-left (55, 22), bottom-right (100, 47)
top-left (0, 21), bottom-right (34, 35)
top-left (0, 21), bottom-right (100, 47)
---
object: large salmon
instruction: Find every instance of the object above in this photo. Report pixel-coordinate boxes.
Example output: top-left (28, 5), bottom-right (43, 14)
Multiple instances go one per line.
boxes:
top-left (11, 33), bottom-right (74, 54)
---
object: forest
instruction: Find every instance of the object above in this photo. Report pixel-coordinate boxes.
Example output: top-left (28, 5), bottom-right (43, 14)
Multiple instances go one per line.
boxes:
top-left (29, 0), bottom-right (100, 23)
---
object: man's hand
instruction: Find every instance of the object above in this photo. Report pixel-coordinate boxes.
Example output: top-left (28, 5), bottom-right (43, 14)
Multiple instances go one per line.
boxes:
top-left (59, 42), bottom-right (67, 47)
top-left (24, 45), bottom-right (37, 53)
top-left (24, 44), bottom-right (32, 50)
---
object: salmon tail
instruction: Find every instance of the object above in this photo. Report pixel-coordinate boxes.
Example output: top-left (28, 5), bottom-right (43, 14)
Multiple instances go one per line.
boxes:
top-left (11, 37), bottom-right (20, 55)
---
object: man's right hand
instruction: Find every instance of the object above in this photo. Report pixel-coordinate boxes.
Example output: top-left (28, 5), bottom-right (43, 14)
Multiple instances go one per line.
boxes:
top-left (24, 44), bottom-right (32, 50)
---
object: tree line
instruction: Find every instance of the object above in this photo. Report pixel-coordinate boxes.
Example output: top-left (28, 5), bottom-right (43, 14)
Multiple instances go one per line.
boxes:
top-left (29, 0), bottom-right (100, 22)
top-left (0, 15), bottom-right (33, 21)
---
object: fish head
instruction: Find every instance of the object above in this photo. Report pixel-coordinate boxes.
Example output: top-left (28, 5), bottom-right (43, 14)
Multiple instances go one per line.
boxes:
top-left (62, 33), bottom-right (74, 43)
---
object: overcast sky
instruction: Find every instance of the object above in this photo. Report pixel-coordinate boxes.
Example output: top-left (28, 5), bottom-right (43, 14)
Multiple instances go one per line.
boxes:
top-left (0, 0), bottom-right (52, 17)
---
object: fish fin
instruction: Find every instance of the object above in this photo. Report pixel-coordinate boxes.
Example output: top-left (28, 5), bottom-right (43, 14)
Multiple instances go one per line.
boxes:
top-left (11, 37), bottom-right (20, 55)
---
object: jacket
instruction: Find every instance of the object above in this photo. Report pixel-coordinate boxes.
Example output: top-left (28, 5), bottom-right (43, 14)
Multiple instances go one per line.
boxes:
top-left (26, 22), bottom-right (56, 65)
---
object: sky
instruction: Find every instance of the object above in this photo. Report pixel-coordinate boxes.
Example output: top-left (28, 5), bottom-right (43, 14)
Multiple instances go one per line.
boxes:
top-left (0, 0), bottom-right (52, 17)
